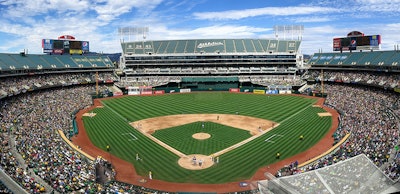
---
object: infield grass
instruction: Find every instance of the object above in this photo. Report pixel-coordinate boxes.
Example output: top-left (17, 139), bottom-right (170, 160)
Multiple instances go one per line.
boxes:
top-left (152, 121), bottom-right (252, 155)
top-left (82, 92), bottom-right (331, 183)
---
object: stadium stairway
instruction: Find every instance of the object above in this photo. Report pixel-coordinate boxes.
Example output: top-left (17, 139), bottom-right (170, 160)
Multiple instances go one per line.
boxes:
top-left (110, 85), bottom-right (123, 94)
top-left (0, 170), bottom-right (28, 194)
top-left (10, 136), bottom-right (59, 194)
top-left (298, 84), bottom-right (313, 93)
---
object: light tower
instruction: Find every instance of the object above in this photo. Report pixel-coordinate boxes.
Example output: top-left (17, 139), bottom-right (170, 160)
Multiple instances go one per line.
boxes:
top-left (118, 26), bottom-right (149, 42)
top-left (273, 25), bottom-right (304, 40)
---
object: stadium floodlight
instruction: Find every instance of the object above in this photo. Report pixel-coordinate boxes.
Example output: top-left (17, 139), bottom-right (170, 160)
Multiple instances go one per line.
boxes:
top-left (274, 25), bottom-right (304, 40)
top-left (118, 27), bottom-right (149, 42)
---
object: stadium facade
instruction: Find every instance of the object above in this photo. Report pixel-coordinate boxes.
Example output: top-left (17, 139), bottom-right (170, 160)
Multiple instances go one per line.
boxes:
top-left (118, 38), bottom-right (304, 93)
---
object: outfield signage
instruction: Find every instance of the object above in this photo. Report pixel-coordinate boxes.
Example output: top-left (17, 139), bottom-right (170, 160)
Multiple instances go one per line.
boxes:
top-left (113, 92), bottom-right (123, 96)
top-left (180, 88), bottom-right (191, 93)
top-left (127, 86), bottom-right (140, 95)
top-left (153, 90), bottom-right (165, 95)
top-left (279, 90), bottom-right (292, 94)
top-left (140, 91), bottom-right (153, 95)
top-left (253, 89), bottom-right (265, 94)
top-left (229, 88), bottom-right (240, 92)
top-left (266, 90), bottom-right (279, 94)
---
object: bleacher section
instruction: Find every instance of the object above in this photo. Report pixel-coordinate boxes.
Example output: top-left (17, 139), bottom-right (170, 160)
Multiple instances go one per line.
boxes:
top-left (0, 53), bottom-right (114, 72)
top-left (309, 50), bottom-right (400, 69)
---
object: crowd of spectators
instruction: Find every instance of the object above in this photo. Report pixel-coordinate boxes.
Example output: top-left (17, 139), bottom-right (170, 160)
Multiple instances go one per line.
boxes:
top-left (0, 72), bottom-right (118, 98)
top-left (0, 73), bottom-right (177, 193)
top-left (239, 75), bottom-right (304, 87)
top-left (304, 70), bottom-right (400, 89)
top-left (119, 76), bottom-right (181, 87)
top-left (279, 81), bottom-right (400, 182)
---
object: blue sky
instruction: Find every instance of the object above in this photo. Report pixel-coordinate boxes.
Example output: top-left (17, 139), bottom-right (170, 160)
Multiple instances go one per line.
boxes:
top-left (0, 0), bottom-right (400, 54)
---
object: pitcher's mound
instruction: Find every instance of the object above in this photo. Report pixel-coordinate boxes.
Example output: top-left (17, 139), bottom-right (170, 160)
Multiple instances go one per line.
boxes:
top-left (192, 133), bottom-right (211, 140)
top-left (178, 154), bottom-right (214, 170)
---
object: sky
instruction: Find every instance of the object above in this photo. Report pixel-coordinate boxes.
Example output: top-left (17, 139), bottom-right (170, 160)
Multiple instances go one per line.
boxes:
top-left (0, 0), bottom-right (400, 55)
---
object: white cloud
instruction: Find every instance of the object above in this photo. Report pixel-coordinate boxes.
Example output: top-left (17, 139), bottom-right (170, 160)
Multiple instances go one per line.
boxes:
top-left (193, 6), bottom-right (340, 20)
top-left (93, 0), bottom-right (164, 22)
top-left (331, 0), bottom-right (400, 12)
top-left (146, 25), bottom-right (271, 40)
top-left (1, 0), bottom-right (90, 18)
top-left (290, 16), bottom-right (334, 23)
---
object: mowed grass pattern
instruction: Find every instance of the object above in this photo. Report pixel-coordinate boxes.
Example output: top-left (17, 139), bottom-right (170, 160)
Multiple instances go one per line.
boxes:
top-left (82, 92), bottom-right (332, 183)
top-left (152, 122), bottom-right (253, 155)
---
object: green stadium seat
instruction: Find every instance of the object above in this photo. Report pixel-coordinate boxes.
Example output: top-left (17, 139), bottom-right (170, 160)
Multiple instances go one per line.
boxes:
top-left (165, 41), bottom-right (178, 54)
top-left (174, 40), bottom-right (186, 53)
top-left (185, 40), bottom-right (196, 53)
top-left (253, 39), bottom-right (265, 52)
top-left (234, 39), bottom-right (246, 53)
top-left (243, 39), bottom-right (256, 52)
top-left (370, 51), bottom-right (397, 66)
top-left (356, 52), bottom-right (381, 66)
top-left (224, 40), bottom-right (235, 53)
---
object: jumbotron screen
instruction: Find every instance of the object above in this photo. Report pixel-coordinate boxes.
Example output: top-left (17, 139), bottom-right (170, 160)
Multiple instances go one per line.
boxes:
top-left (42, 39), bottom-right (89, 54)
top-left (333, 35), bottom-right (381, 51)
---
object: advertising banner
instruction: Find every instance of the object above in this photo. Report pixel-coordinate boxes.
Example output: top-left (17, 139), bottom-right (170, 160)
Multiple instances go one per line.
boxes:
top-left (266, 90), bottom-right (279, 94)
top-left (180, 88), bottom-right (191, 93)
top-left (229, 88), bottom-right (240, 92)
top-left (81, 41), bottom-right (89, 51)
top-left (153, 90), bottom-right (165, 95)
top-left (253, 89), bottom-right (265, 94)
top-left (113, 92), bottom-right (123, 96)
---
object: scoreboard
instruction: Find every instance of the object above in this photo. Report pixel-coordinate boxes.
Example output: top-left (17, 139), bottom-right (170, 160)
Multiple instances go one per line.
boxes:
top-left (42, 38), bottom-right (89, 55)
top-left (333, 35), bottom-right (381, 51)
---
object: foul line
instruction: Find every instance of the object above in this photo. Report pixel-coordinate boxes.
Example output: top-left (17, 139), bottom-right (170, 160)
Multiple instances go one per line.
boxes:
top-left (123, 133), bottom-right (138, 141)
top-left (264, 134), bottom-right (284, 143)
top-left (279, 104), bottom-right (313, 124)
top-left (101, 101), bottom-right (129, 122)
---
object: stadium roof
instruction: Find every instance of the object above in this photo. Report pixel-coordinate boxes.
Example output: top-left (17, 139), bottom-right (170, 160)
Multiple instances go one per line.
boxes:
top-left (121, 39), bottom-right (301, 55)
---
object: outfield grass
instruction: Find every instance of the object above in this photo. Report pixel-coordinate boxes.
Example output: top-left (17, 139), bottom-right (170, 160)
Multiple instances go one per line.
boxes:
top-left (82, 92), bottom-right (331, 183)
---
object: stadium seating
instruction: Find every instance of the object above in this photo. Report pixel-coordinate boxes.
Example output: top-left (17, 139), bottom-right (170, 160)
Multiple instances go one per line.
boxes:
top-left (121, 39), bottom-right (301, 55)
top-left (0, 53), bottom-right (114, 71)
top-left (310, 50), bottom-right (400, 68)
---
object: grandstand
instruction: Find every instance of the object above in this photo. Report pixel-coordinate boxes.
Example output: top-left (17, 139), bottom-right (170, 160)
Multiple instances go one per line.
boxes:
top-left (0, 53), bottom-right (113, 73)
top-left (308, 50), bottom-right (400, 70)
top-left (118, 39), bottom-right (304, 92)
top-left (0, 52), bottom-right (117, 99)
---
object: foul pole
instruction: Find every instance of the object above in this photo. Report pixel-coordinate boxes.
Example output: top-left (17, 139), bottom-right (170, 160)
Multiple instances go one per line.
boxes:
top-left (96, 71), bottom-right (99, 96)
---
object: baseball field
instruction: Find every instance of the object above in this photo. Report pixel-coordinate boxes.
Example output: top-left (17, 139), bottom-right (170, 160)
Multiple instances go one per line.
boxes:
top-left (81, 92), bottom-right (332, 184)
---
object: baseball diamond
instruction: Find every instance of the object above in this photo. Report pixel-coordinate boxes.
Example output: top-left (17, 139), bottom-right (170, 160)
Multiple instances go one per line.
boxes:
top-left (74, 92), bottom-right (336, 191)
